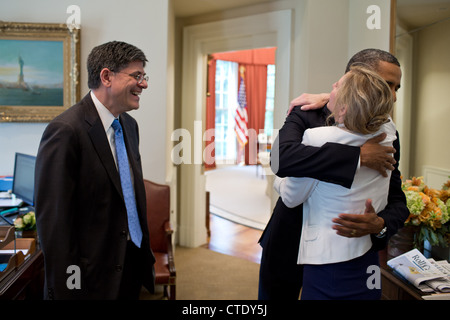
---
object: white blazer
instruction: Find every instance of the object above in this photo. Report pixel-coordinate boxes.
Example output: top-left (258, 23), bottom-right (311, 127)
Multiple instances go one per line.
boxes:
top-left (274, 118), bottom-right (397, 265)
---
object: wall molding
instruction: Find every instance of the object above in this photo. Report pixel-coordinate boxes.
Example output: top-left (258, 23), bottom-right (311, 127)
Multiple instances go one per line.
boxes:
top-left (422, 165), bottom-right (450, 189)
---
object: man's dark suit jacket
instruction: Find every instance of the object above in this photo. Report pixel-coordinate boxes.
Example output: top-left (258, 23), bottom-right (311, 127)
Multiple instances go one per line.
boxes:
top-left (258, 105), bottom-right (409, 300)
top-left (35, 93), bottom-right (155, 299)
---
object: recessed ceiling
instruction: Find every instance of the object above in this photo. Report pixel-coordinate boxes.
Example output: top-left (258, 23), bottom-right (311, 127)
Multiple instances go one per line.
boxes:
top-left (172, 0), bottom-right (450, 31)
top-left (397, 0), bottom-right (450, 29)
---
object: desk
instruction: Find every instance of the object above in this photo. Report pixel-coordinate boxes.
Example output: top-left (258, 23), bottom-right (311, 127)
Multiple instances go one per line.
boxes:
top-left (0, 249), bottom-right (44, 300)
top-left (381, 267), bottom-right (426, 300)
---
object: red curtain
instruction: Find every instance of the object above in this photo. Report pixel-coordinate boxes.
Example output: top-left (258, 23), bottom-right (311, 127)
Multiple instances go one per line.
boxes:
top-left (205, 47), bottom-right (276, 167)
top-left (241, 63), bottom-right (268, 165)
top-left (205, 58), bottom-right (216, 169)
top-left (212, 47), bottom-right (276, 66)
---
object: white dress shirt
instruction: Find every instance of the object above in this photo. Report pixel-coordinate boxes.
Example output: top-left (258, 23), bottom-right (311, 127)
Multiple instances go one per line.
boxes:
top-left (274, 117), bottom-right (397, 265)
top-left (90, 91), bottom-right (118, 167)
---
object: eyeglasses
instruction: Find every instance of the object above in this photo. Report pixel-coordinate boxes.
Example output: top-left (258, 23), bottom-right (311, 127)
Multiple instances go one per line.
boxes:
top-left (115, 71), bottom-right (149, 84)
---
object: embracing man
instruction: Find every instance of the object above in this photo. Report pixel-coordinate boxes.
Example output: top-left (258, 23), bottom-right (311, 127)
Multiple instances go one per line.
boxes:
top-left (258, 48), bottom-right (410, 300)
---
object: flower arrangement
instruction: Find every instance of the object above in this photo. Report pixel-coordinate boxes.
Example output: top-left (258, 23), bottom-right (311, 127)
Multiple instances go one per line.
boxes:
top-left (14, 211), bottom-right (36, 231)
top-left (402, 176), bottom-right (450, 248)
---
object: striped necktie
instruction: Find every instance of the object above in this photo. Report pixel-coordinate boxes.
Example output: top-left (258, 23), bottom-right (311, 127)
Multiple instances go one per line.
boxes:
top-left (111, 119), bottom-right (143, 248)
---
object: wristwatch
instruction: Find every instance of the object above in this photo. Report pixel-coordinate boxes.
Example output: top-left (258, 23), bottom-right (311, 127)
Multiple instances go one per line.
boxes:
top-left (375, 226), bottom-right (387, 238)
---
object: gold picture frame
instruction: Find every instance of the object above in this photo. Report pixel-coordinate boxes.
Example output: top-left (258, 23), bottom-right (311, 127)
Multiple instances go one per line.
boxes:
top-left (0, 21), bottom-right (80, 122)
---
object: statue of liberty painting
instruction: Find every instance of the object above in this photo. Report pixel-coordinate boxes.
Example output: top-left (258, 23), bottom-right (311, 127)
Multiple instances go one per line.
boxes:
top-left (0, 39), bottom-right (63, 107)
top-left (17, 55), bottom-right (32, 91)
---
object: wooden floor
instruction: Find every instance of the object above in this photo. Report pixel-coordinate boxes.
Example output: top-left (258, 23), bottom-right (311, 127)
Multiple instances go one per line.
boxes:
top-left (203, 214), bottom-right (263, 264)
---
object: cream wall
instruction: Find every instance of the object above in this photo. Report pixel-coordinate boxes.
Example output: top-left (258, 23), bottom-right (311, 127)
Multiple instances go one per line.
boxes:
top-left (0, 0), bottom-right (174, 186)
top-left (411, 18), bottom-right (450, 183)
top-left (348, 0), bottom-right (391, 60)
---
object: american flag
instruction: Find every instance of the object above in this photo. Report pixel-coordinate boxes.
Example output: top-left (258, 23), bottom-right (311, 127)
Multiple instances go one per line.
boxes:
top-left (235, 75), bottom-right (248, 146)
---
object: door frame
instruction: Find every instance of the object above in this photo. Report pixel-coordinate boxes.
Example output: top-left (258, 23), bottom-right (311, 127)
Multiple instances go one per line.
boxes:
top-left (179, 10), bottom-right (292, 247)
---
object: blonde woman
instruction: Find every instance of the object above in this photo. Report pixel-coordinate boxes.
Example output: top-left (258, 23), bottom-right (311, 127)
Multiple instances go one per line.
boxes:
top-left (274, 64), bottom-right (396, 299)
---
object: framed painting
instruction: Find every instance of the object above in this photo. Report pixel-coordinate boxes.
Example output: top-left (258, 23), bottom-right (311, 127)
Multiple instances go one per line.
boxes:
top-left (0, 22), bottom-right (80, 122)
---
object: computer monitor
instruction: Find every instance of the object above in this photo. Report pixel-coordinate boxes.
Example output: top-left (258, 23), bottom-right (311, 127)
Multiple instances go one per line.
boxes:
top-left (12, 153), bottom-right (36, 206)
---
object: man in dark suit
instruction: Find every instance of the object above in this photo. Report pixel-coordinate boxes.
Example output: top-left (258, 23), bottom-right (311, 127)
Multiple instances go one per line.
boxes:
top-left (35, 41), bottom-right (155, 299)
top-left (258, 49), bottom-right (410, 300)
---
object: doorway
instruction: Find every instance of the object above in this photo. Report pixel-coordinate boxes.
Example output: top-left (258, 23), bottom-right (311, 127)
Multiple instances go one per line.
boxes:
top-left (178, 10), bottom-right (292, 248)
top-left (205, 49), bottom-right (275, 233)
top-left (208, 51), bottom-right (276, 166)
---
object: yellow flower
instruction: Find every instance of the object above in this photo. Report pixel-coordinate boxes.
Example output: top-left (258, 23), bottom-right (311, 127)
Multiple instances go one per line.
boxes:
top-left (13, 211), bottom-right (36, 231)
top-left (443, 179), bottom-right (450, 191)
top-left (402, 176), bottom-right (450, 247)
top-left (14, 217), bottom-right (25, 230)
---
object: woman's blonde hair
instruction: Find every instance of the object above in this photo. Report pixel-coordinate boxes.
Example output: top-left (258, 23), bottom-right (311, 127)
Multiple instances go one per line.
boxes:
top-left (332, 64), bottom-right (394, 134)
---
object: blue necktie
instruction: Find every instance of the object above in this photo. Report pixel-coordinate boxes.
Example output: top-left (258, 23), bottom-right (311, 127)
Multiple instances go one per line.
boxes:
top-left (111, 119), bottom-right (143, 248)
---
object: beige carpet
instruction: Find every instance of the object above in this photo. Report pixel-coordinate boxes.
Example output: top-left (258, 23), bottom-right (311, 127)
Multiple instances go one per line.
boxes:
top-left (175, 246), bottom-right (259, 300)
top-left (141, 246), bottom-right (260, 300)
top-left (205, 165), bottom-right (271, 230)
